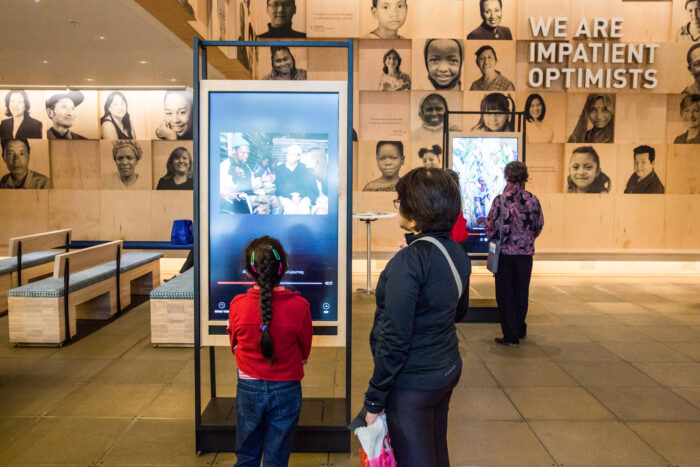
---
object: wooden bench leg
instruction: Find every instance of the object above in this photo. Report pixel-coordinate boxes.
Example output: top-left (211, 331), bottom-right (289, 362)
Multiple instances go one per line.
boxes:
top-left (8, 296), bottom-right (75, 345)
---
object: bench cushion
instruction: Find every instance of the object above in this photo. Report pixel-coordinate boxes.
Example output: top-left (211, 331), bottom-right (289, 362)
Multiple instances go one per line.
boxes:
top-left (0, 251), bottom-right (64, 275)
top-left (8, 252), bottom-right (163, 298)
top-left (150, 268), bottom-right (194, 300)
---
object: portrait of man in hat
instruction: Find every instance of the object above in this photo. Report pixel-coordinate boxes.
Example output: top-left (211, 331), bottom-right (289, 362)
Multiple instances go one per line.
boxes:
top-left (220, 132), bottom-right (261, 214)
top-left (45, 90), bottom-right (86, 140)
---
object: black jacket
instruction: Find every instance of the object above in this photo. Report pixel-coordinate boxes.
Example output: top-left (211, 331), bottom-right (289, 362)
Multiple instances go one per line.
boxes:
top-left (364, 232), bottom-right (471, 414)
top-left (0, 117), bottom-right (42, 139)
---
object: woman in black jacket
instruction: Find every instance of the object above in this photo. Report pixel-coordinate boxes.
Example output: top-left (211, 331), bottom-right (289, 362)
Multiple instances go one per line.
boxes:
top-left (364, 167), bottom-right (471, 467)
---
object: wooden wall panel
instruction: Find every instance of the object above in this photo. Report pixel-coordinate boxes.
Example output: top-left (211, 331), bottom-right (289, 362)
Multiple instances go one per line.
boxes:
top-left (358, 140), bottom-right (413, 192)
top-left (49, 140), bottom-right (101, 190)
top-left (151, 141), bottom-right (193, 190)
top-left (99, 140), bottom-right (153, 191)
top-left (535, 193), bottom-right (564, 250)
top-left (463, 41), bottom-right (517, 93)
top-left (99, 191), bottom-right (152, 241)
top-left (563, 143), bottom-right (617, 193)
top-left (526, 143), bottom-right (564, 193)
top-left (616, 93), bottom-right (668, 144)
top-left (465, 0), bottom-right (516, 40)
top-left (48, 190), bottom-right (100, 241)
top-left (150, 191), bottom-right (194, 241)
top-left (613, 194), bottom-right (666, 249)
top-left (666, 144), bottom-right (700, 194)
top-left (0, 191), bottom-right (49, 244)
top-left (306, 0), bottom-right (360, 38)
top-left (411, 90), bottom-right (462, 140)
top-left (412, 39), bottom-right (465, 91)
top-left (665, 195), bottom-right (700, 249)
top-left (0, 139), bottom-right (50, 187)
top-left (562, 194), bottom-right (615, 249)
top-left (359, 0), bottom-right (412, 39)
top-left (412, 0), bottom-right (464, 38)
top-left (614, 143), bottom-right (668, 194)
top-left (358, 40), bottom-right (412, 91)
top-left (516, 92), bottom-right (568, 143)
top-left (360, 91), bottom-right (410, 140)
top-left (620, 2), bottom-right (672, 43)
top-left (43, 90), bottom-right (99, 140)
top-left (665, 94), bottom-right (691, 143)
top-left (306, 41), bottom-right (353, 81)
top-left (254, 47), bottom-right (308, 80)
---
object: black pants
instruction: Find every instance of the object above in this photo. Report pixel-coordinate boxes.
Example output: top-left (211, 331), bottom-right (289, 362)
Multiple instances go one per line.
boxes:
top-left (385, 371), bottom-right (461, 467)
top-left (494, 254), bottom-right (533, 343)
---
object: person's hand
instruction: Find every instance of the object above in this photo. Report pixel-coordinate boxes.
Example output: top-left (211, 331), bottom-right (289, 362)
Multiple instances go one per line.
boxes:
top-left (365, 410), bottom-right (384, 426)
top-left (302, 358), bottom-right (309, 365)
top-left (156, 120), bottom-right (177, 140)
top-left (234, 167), bottom-right (245, 177)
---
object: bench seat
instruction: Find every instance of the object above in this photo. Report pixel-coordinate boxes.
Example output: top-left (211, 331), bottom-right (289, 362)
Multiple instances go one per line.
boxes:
top-left (0, 251), bottom-right (64, 274)
top-left (0, 251), bottom-right (65, 314)
top-left (9, 252), bottom-right (163, 298)
top-left (8, 250), bottom-right (163, 345)
top-left (150, 268), bottom-right (194, 346)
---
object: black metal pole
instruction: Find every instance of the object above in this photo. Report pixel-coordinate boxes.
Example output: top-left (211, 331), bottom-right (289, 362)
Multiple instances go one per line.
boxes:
top-left (16, 241), bottom-right (22, 287)
top-left (64, 232), bottom-right (70, 252)
top-left (64, 258), bottom-right (71, 343)
top-left (116, 244), bottom-right (121, 313)
top-left (193, 35), bottom-right (203, 434)
top-left (209, 346), bottom-right (216, 398)
top-left (346, 37), bottom-right (354, 426)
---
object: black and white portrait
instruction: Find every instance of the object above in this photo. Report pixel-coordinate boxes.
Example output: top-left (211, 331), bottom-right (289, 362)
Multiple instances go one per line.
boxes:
top-left (380, 48), bottom-right (411, 91)
top-left (467, 0), bottom-right (513, 40)
top-left (45, 91), bottom-right (86, 140)
top-left (471, 92), bottom-right (515, 132)
top-left (101, 140), bottom-right (151, 190)
top-left (423, 39), bottom-right (463, 91)
top-left (675, 0), bottom-right (700, 42)
top-left (156, 146), bottom-right (193, 190)
top-left (568, 93), bottom-right (615, 144)
top-left (1, 90), bottom-right (43, 139)
top-left (362, 140), bottom-right (405, 192)
top-left (100, 91), bottom-right (135, 139)
top-left (264, 46), bottom-right (307, 80)
top-left (155, 91), bottom-right (193, 140)
top-left (0, 139), bottom-right (49, 189)
top-left (411, 92), bottom-right (461, 141)
top-left (363, 0), bottom-right (408, 39)
top-left (682, 42), bottom-right (700, 94)
top-left (418, 144), bottom-right (442, 169)
top-left (566, 146), bottom-right (611, 194)
top-left (523, 93), bottom-right (553, 143)
top-left (624, 145), bottom-right (665, 194)
top-left (258, 0), bottom-right (306, 38)
top-left (469, 45), bottom-right (514, 91)
top-left (674, 93), bottom-right (700, 143)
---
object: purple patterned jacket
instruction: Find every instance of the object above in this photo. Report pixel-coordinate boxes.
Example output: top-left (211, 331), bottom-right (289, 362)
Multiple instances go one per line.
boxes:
top-left (485, 182), bottom-right (544, 256)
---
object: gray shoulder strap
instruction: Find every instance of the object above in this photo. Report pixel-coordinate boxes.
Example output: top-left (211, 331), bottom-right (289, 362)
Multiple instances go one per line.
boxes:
top-left (413, 236), bottom-right (463, 298)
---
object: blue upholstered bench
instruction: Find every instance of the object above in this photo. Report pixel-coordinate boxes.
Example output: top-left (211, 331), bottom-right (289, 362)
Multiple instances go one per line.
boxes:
top-left (0, 229), bottom-right (72, 314)
top-left (150, 268), bottom-right (194, 346)
top-left (7, 241), bottom-right (162, 345)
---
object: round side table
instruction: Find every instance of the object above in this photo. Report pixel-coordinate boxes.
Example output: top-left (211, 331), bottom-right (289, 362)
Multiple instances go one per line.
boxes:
top-left (352, 211), bottom-right (397, 295)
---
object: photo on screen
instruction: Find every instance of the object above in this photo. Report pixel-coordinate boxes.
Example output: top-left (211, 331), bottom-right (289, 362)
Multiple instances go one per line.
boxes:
top-left (199, 80), bottom-right (348, 347)
top-left (450, 133), bottom-right (520, 252)
top-left (218, 132), bottom-right (329, 215)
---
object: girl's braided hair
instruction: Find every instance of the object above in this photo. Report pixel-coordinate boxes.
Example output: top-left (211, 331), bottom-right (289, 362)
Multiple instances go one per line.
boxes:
top-left (244, 236), bottom-right (288, 364)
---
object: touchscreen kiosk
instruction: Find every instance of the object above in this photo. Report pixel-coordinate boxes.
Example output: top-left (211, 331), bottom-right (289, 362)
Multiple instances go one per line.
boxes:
top-left (450, 133), bottom-right (521, 254)
top-left (199, 81), bottom-right (348, 346)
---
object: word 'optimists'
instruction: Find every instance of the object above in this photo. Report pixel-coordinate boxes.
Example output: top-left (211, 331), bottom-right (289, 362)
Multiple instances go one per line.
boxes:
top-left (527, 17), bottom-right (659, 90)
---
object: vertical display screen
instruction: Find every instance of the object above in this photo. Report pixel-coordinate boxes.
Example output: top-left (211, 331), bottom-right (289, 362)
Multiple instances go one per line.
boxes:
top-left (451, 136), bottom-right (519, 253)
top-left (208, 91), bottom-right (340, 322)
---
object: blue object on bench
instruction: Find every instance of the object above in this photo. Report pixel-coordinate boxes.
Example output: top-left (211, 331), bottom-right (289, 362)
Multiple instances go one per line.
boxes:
top-left (8, 252), bottom-right (163, 299)
top-left (150, 268), bottom-right (194, 300)
top-left (0, 251), bottom-right (64, 275)
top-left (70, 241), bottom-right (192, 250)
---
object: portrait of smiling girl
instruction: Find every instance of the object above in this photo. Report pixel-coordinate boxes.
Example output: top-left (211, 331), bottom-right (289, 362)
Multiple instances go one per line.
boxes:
top-left (424, 39), bottom-right (463, 90)
top-left (566, 146), bottom-right (611, 194)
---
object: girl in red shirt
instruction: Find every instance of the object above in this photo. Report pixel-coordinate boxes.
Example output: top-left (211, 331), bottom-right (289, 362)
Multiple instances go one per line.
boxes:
top-left (228, 236), bottom-right (313, 466)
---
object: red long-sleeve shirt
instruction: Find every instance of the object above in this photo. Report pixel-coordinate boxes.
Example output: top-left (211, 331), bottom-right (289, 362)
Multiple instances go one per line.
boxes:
top-left (228, 288), bottom-right (313, 381)
top-left (450, 212), bottom-right (468, 243)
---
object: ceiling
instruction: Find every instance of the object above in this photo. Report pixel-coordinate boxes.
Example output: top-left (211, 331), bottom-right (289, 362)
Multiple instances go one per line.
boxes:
top-left (0, 0), bottom-right (224, 88)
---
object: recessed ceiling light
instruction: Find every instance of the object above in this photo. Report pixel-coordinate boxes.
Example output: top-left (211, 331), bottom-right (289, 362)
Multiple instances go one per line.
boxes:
top-left (138, 60), bottom-right (148, 64)
top-left (34, 0), bottom-right (40, 3)
top-left (169, 78), bottom-right (178, 82)
top-left (96, 35), bottom-right (105, 40)
top-left (86, 78), bottom-right (94, 82)
top-left (40, 60), bottom-right (48, 64)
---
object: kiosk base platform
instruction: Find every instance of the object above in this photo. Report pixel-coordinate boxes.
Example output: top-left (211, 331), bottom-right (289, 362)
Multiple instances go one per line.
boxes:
top-left (197, 397), bottom-right (350, 453)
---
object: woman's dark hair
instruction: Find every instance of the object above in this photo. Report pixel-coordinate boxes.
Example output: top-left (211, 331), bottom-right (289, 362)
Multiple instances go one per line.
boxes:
top-left (164, 147), bottom-right (193, 180)
top-left (505, 161), bottom-right (528, 184)
top-left (418, 144), bottom-right (442, 159)
top-left (244, 236), bottom-right (288, 364)
top-left (382, 49), bottom-right (402, 75)
top-left (396, 167), bottom-right (461, 232)
top-left (475, 45), bottom-right (497, 64)
top-left (4, 90), bottom-right (31, 118)
top-left (524, 93), bottom-right (546, 122)
top-left (472, 92), bottom-right (515, 131)
top-left (680, 93), bottom-right (700, 113)
top-left (101, 91), bottom-right (133, 137)
top-left (423, 39), bottom-right (463, 90)
top-left (270, 46), bottom-right (299, 79)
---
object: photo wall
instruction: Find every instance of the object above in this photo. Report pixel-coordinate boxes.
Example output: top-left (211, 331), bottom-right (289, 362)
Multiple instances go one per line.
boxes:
top-left (0, 89), bottom-right (194, 243)
top-left (3, 0), bottom-right (700, 253)
top-left (231, 0), bottom-right (700, 252)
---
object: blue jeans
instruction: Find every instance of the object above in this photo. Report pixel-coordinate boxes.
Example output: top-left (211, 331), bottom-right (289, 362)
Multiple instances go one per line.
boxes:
top-left (235, 378), bottom-right (302, 467)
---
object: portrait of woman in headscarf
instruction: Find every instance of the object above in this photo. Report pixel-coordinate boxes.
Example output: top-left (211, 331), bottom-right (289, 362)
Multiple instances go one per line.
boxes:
top-left (567, 93), bottom-right (615, 144)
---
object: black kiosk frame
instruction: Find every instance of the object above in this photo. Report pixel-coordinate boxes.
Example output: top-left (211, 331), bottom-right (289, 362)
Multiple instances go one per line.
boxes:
top-left (193, 38), bottom-right (354, 453)
top-left (441, 108), bottom-right (527, 322)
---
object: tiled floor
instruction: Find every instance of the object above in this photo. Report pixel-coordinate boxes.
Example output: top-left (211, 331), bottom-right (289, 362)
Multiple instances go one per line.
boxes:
top-left (0, 273), bottom-right (699, 466)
